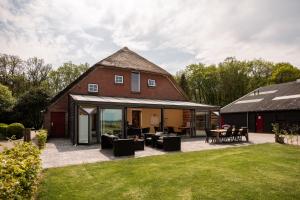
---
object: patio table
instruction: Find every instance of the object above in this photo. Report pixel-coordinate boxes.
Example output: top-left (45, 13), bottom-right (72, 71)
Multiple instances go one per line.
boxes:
top-left (210, 129), bottom-right (227, 143)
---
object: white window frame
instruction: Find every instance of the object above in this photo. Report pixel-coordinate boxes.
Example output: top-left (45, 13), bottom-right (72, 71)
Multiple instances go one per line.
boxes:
top-left (148, 79), bottom-right (156, 87)
top-left (88, 84), bottom-right (98, 93)
top-left (115, 75), bottom-right (124, 84)
top-left (131, 72), bottom-right (140, 92)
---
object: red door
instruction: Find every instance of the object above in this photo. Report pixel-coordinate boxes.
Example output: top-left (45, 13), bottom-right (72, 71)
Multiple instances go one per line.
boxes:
top-left (50, 112), bottom-right (65, 137)
top-left (256, 115), bottom-right (264, 133)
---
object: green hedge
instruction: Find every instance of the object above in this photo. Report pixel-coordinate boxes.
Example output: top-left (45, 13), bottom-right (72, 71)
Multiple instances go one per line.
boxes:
top-left (0, 123), bottom-right (8, 139)
top-left (7, 123), bottom-right (25, 139)
top-left (36, 129), bottom-right (48, 149)
top-left (0, 142), bottom-right (41, 199)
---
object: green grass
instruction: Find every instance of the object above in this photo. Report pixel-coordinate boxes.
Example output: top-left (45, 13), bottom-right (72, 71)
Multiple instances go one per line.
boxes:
top-left (38, 144), bottom-right (300, 200)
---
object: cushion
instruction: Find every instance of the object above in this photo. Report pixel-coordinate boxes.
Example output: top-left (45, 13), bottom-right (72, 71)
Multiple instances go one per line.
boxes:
top-left (155, 132), bottom-right (163, 136)
top-left (157, 139), bottom-right (163, 144)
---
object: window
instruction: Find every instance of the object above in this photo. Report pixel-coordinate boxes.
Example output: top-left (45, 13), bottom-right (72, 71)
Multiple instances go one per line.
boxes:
top-left (148, 79), bottom-right (156, 87)
top-left (131, 72), bottom-right (140, 92)
top-left (88, 84), bottom-right (98, 93)
top-left (101, 109), bottom-right (122, 136)
top-left (115, 75), bottom-right (124, 84)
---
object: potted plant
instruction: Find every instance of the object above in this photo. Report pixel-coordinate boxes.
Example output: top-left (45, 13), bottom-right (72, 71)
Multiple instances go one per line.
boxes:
top-left (272, 123), bottom-right (285, 144)
top-left (36, 129), bottom-right (47, 149)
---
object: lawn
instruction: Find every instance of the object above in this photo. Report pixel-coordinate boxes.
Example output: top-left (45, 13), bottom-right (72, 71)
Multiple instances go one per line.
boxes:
top-left (38, 144), bottom-right (300, 200)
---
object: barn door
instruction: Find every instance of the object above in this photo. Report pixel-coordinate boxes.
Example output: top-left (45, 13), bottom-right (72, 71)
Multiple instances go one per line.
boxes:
top-left (256, 115), bottom-right (264, 133)
top-left (50, 112), bottom-right (65, 137)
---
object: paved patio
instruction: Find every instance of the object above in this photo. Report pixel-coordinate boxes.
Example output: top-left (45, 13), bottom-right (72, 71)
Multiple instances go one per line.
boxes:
top-left (41, 133), bottom-right (275, 168)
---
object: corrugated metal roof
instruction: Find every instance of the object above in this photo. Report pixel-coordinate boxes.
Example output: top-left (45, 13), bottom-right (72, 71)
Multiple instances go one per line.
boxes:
top-left (70, 94), bottom-right (219, 110)
top-left (221, 80), bottom-right (300, 113)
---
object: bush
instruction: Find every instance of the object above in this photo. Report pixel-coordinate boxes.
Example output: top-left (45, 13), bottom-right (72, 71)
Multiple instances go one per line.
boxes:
top-left (0, 123), bottom-right (8, 139)
top-left (36, 129), bottom-right (47, 149)
top-left (0, 142), bottom-right (41, 199)
top-left (7, 123), bottom-right (25, 139)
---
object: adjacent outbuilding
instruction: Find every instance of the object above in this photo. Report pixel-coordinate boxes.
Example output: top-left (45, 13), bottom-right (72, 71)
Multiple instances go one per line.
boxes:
top-left (221, 80), bottom-right (300, 133)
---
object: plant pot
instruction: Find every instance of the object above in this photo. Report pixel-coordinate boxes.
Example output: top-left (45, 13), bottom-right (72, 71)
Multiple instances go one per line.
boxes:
top-left (275, 135), bottom-right (285, 144)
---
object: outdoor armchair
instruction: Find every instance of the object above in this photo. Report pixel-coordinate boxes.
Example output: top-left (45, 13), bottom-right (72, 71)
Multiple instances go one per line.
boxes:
top-left (113, 139), bottom-right (135, 156)
top-left (156, 136), bottom-right (181, 151)
top-left (101, 134), bottom-right (118, 149)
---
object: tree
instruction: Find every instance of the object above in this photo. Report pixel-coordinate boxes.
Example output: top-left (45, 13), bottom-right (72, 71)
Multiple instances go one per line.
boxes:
top-left (176, 72), bottom-right (190, 99)
top-left (46, 62), bottom-right (89, 96)
top-left (0, 83), bottom-right (15, 114)
top-left (14, 88), bottom-right (50, 129)
top-left (246, 59), bottom-right (274, 91)
top-left (0, 54), bottom-right (27, 96)
top-left (184, 63), bottom-right (220, 105)
top-left (218, 57), bottom-right (249, 106)
top-left (270, 63), bottom-right (300, 84)
top-left (26, 57), bottom-right (52, 87)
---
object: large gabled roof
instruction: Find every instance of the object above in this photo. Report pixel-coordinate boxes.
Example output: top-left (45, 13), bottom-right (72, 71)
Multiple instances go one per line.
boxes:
top-left (48, 47), bottom-right (184, 106)
top-left (221, 80), bottom-right (300, 113)
top-left (97, 47), bottom-right (170, 75)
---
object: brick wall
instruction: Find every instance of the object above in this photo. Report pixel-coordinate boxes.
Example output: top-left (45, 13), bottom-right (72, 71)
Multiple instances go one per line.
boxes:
top-left (44, 66), bottom-right (186, 136)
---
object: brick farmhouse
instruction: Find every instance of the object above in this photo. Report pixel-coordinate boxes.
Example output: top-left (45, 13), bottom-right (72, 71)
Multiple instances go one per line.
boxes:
top-left (44, 47), bottom-right (219, 145)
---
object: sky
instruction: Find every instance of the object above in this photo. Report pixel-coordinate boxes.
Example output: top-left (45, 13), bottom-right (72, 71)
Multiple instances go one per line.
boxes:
top-left (0, 0), bottom-right (300, 74)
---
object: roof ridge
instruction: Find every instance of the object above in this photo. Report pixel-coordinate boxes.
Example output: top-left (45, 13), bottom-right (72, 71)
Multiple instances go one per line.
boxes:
top-left (95, 48), bottom-right (124, 65)
top-left (122, 47), bottom-right (170, 75)
top-left (96, 47), bottom-right (170, 75)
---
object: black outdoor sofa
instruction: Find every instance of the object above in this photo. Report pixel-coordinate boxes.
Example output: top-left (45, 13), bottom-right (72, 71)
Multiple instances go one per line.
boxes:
top-left (145, 133), bottom-right (181, 151)
top-left (101, 134), bottom-right (135, 157)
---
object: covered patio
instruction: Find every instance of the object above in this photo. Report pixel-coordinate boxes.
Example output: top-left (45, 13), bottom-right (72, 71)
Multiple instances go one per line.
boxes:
top-left (69, 94), bottom-right (220, 145)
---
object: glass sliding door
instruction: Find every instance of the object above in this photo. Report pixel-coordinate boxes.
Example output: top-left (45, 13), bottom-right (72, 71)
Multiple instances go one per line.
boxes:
top-left (78, 106), bottom-right (97, 144)
top-left (101, 109), bottom-right (122, 138)
top-left (78, 108), bottom-right (89, 144)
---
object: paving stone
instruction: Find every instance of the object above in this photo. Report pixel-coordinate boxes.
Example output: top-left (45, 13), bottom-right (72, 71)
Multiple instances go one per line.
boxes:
top-left (41, 133), bottom-right (275, 169)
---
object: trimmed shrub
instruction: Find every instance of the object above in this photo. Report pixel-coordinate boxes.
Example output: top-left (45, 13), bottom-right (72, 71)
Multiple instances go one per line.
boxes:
top-left (7, 123), bottom-right (25, 139)
top-left (36, 129), bottom-right (48, 149)
top-left (0, 123), bottom-right (8, 139)
top-left (0, 142), bottom-right (41, 199)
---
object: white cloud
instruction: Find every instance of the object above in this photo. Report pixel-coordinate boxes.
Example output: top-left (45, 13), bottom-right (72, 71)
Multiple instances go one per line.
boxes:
top-left (0, 0), bottom-right (300, 74)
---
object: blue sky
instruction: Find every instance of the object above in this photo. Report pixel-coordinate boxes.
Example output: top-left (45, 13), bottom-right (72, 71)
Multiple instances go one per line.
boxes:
top-left (1, 0), bottom-right (300, 74)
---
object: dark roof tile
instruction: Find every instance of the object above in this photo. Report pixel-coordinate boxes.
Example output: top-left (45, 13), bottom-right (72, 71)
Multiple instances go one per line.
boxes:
top-left (221, 80), bottom-right (300, 113)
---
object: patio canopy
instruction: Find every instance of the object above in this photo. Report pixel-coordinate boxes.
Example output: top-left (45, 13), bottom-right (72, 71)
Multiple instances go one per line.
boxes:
top-left (70, 94), bottom-right (219, 110)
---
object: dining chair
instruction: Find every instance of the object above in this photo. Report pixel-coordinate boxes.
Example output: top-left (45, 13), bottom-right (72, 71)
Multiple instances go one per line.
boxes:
top-left (224, 127), bottom-right (233, 142)
top-left (205, 128), bottom-right (216, 143)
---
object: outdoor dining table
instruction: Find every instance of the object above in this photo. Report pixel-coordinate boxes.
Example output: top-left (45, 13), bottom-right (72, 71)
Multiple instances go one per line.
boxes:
top-left (210, 129), bottom-right (227, 143)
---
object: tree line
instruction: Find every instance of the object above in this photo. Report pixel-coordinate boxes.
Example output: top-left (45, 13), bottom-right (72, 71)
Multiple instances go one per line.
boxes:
top-left (1, 52), bottom-right (300, 129)
top-left (175, 57), bottom-right (300, 107)
top-left (0, 53), bottom-right (89, 128)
